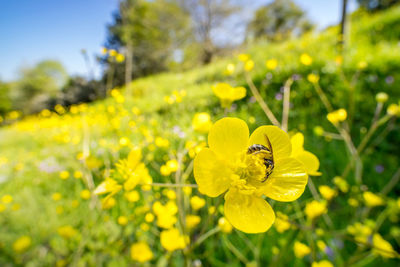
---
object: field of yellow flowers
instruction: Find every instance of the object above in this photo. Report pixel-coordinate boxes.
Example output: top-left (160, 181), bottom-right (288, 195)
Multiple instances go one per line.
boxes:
top-left (1, 7), bottom-right (400, 267)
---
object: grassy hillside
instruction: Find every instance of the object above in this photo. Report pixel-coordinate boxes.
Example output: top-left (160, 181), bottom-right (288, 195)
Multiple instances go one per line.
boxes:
top-left (1, 6), bottom-right (400, 266)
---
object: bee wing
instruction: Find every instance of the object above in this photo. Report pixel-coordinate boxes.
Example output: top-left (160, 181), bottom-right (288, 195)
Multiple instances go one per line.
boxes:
top-left (264, 134), bottom-right (273, 160)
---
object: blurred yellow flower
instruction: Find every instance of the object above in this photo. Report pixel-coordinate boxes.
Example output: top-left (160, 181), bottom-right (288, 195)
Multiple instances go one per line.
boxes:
top-left (13, 236), bottom-right (31, 253)
top-left (59, 170), bottom-right (70, 180)
top-left (274, 212), bottom-right (291, 233)
top-left (160, 228), bottom-right (187, 251)
top-left (153, 201), bottom-right (178, 229)
top-left (376, 92), bottom-right (388, 103)
top-left (387, 103), bottom-right (400, 116)
top-left (218, 217), bottom-right (233, 233)
top-left (290, 132), bottom-right (321, 176)
top-left (145, 213), bottom-right (155, 223)
top-left (333, 176), bottom-right (349, 193)
top-left (294, 241), bottom-right (311, 258)
top-left (300, 53), bottom-right (312, 66)
top-left (348, 198), bottom-right (359, 207)
top-left (80, 189), bottom-right (91, 200)
top-left (130, 242), bottom-right (153, 262)
top-left (318, 185), bottom-right (337, 201)
top-left (225, 63), bottom-right (235, 75)
top-left (166, 159), bottom-right (178, 173)
top-left (194, 118), bottom-right (308, 233)
top-left (124, 190), bottom-right (140, 202)
top-left (190, 196), bottom-right (206, 210)
top-left (312, 260), bottom-right (334, 267)
top-left (101, 47), bottom-right (108, 55)
top-left (363, 191), bottom-right (384, 207)
top-left (118, 216), bottom-right (128, 226)
top-left (2, 194), bottom-right (13, 204)
top-left (327, 109), bottom-right (347, 124)
top-left (357, 61), bottom-right (368, 69)
top-left (244, 60), bottom-right (254, 71)
top-left (212, 83), bottom-right (246, 109)
top-left (0, 204), bottom-right (5, 213)
top-left (109, 49), bottom-right (117, 57)
top-left (73, 171), bottom-right (83, 179)
top-left (116, 53), bottom-right (125, 62)
top-left (305, 200), bottom-right (327, 220)
top-left (186, 215), bottom-right (201, 229)
top-left (307, 73), bottom-right (320, 84)
top-left (316, 240), bottom-right (327, 252)
top-left (192, 112), bottom-right (212, 133)
top-left (52, 193), bottom-right (62, 201)
top-left (265, 59), bottom-right (278, 70)
top-left (238, 54), bottom-right (249, 62)
top-left (372, 233), bottom-right (397, 258)
top-left (58, 225), bottom-right (78, 239)
top-left (102, 197), bottom-right (116, 209)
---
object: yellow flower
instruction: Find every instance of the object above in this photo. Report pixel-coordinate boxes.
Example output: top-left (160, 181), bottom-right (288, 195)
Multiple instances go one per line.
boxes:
top-left (0, 203), bottom-right (6, 213)
top-left (102, 197), bottom-right (116, 209)
top-left (145, 213), bottom-right (155, 223)
top-left (305, 200), bottom-right (327, 220)
top-left (290, 132), bottom-right (321, 176)
top-left (166, 159), bottom-right (179, 173)
top-left (265, 59), bottom-right (278, 70)
top-left (327, 109), bottom-right (347, 124)
top-left (130, 242), bottom-right (153, 262)
top-left (125, 190), bottom-right (140, 202)
top-left (186, 215), bottom-right (201, 229)
top-left (218, 217), bottom-right (233, 233)
top-left (193, 118), bottom-right (308, 233)
top-left (190, 196), bottom-right (206, 210)
top-left (307, 73), bottom-right (319, 84)
top-left (318, 185), bottom-right (337, 201)
top-left (58, 225), bottom-right (78, 239)
top-left (52, 193), bottom-right (62, 201)
top-left (387, 103), bottom-right (400, 116)
top-left (294, 241), bottom-right (311, 258)
top-left (376, 92), bottom-right (388, 103)
top-left (59, 170), bottom-right (70, 180)
top-left (363, 191), bottom-right (384, 207)
top-left (101, 47), bottom-right (108, 55)
top-left (333, 176), bottom-right (349, 193)
top-left (2, 194), bottom-right (13, 204)
top-left (192, 112), bottom-right (212, 133)
top-left (160, 228), bottom-right (188, 251)
top-left (312, 260), bottom-right (334, 267)
top-left (244, 60), bottom-right (254, 71)
top-left (225, 63), bottom-right (235, 75)
top-left (212, 83), bottom-right (246, 109)
top-left (348, 198), bottom-right (359, 207)
top-left (109, 49), bottom-right (117, 57)
top-left (300, 53), bottom-right (312, 66)
top-left (347, 222), bottom-right (372, 243)
top-left (118, 216), bottom-right (128, 226)
top-left (238, 54), bottom-right (249, 62)
top-left (13, 236), bottom-right (31, 253)
top-left (153, 201), bottom-right (178, 229)
top-left (274, 212), bottom-right (291, 233)
top-left (317, 240), bottom-right (327, 252)
top-left (372, 233), bottom-right (398, 258)
top-left (73, 171), bottom-right (83, 179)
top-left (80, 189), bottom-right (91, 200)
top-left (116, 53), bottom-right (125, 62)
top-left (94, 178), bottom-right (122, 197)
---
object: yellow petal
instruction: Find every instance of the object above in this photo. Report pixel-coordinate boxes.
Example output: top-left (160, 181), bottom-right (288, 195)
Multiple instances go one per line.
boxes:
top-left (261, 157), bottom-right (308, 202)
top-left (290, 133), bottom-right (304, 156)
top-left (249, 126), bottom-right (291, 160)
top-left (232, 87), bottom-right (246, 101)
top-left (224, 189), bottom-right (275, 233)
top-left (295, 151), bottom-right (322, 176)
top-left (208, 118), bottom-right (249, 159)
top-left (194, 148), bottom-right (231, 197)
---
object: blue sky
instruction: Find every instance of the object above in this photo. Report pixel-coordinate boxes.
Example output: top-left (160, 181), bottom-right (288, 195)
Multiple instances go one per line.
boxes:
top-left (0, 0), bottom-right (357, 81)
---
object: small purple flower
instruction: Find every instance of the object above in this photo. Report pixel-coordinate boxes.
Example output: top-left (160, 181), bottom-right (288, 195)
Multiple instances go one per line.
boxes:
top-left (275, 93), bottom-right (283, 100)
top-left (249, 96), bottom-right (256, 103)
top-left (375, 164), bottom-right (384, 173)
top-left (292, 74), bottom-right (301, 81)
top-left (385, 76), bottom-right (394, 84)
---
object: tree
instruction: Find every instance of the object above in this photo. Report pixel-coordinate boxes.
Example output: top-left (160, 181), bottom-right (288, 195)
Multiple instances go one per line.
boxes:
top-left (246, 0), bottom-right (313, 41)
top-left (0, 81), bottom-right (12, 115)
top-left (182, 0), bottom-right (239, 64)
top-left (357, 0), bottom-right (400, 11)
top-left (104, 0), bottom-right (191, 87)
top-left (12, 60), bottom-right (67, 113)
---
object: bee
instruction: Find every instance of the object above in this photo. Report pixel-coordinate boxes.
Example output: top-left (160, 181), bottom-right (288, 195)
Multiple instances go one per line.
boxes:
top-left (247, 135), bottom-right (274, 182)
